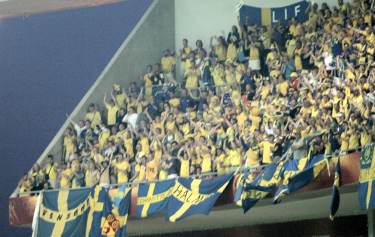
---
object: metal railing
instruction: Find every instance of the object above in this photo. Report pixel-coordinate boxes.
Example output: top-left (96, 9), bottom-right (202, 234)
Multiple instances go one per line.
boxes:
top-left (15, 143), bottom-right (373, 196)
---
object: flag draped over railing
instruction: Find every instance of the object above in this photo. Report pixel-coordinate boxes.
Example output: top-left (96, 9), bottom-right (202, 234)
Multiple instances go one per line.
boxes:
top-left (30, 145), bottom-right (373, 236)
top-left (166, 173), bottom-right (233, 222)
top-left (359, 144), bottom-right (375, 210)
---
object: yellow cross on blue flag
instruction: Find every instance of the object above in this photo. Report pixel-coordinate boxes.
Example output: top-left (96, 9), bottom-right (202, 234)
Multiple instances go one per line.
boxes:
top-left (100, 185), bottom-right (131, 237)
top-left (166, 173), bottom-right (233, 222)
top-left (136, 179), bottom-right (175, 218)
top-left (359, 144), bottom-right (375, 209)
top-left (285, 154), bottom-right (326, 194)
top-left (235, 163), bottom-right (281, 213)
top-left (34, 186), bottom-right (107, 237)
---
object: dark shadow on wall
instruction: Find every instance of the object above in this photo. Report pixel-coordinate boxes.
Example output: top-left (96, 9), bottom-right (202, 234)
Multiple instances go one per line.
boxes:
top-left (0, 0), bottom-right (151, 235)
top-left (145, 215), bottom-right (368, 237)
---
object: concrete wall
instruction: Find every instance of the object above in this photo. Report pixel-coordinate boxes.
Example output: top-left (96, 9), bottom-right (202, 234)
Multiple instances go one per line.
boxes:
top-left (23, 0), bottom-right (175, 190)
top-left (174, 0), bottom-right (348, 52)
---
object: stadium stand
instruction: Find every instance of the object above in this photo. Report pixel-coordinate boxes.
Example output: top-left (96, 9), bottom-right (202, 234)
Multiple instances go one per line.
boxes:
top-left (17, 0), bottom-right (375, 196)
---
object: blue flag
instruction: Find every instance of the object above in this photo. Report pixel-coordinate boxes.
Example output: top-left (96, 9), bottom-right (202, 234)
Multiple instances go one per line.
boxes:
top-left (136, 179), bottom-right (175, 218)
top-left (87, 186), bottom-right (113, 237)
top-left (330, 157), bottom-right (341, 220)
top-left (286, 154), bottom-right (326, 194)
top-left (166, 173), bottom-right (233, 222)
top-left (35, 186), bottom-right (107, 237)
top-left (100, 185), bottom-right (131, 237)
top-left (238, 163), bottom-right (283, 213)
top-left (239, 1), bottom-right (309, 27)
top-left (273, 156), bottom-right (310, 202)
top-left (358, 144), bottom-right (375, 210)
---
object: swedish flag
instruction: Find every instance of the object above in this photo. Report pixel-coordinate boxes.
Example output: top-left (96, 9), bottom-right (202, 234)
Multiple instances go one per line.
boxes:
top-left (166, 173), bottom-right (233, 222)
top-left (330, 157), bottom-right (341, 220)
top-left (286, 154), bottom-right (326, 194)
top-left (136, 179), bottom-right (175, 218)
top-left (273, 156), bottom-right (310, 202)
top-left (358, 144), bottom-right (375, 209)
top-left (100, 185), bottom-right (131, 237)
top-left (35, 186), bottom-right (107, 237)
top-left (236, 163), bottom-right (282, 213)
top-left (87, 186), bottom-right (112, 237)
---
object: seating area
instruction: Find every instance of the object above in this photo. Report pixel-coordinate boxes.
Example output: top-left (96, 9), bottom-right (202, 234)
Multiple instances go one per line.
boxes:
top-left (18, 0), bottom-right (375, 194)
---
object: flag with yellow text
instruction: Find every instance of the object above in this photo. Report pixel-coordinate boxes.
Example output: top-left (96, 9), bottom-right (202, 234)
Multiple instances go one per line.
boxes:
top-left (34, 186), bottom-right (107, 237)
top-left (166, 173), bottom-right (233, 222)
top-left (136, 179), bottom-right (175, 218)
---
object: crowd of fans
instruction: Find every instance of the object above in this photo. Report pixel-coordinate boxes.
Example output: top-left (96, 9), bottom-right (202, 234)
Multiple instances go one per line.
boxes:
top-left (19, 0), bottom-right (375, 193)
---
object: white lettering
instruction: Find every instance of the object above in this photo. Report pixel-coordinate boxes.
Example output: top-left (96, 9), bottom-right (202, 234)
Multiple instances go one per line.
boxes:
top-left (295, 5), bottom-right (300, 16)
top-left (284, 8), bottom-right (287, 20)
top-left (272, 11), bottom-right (278, 23)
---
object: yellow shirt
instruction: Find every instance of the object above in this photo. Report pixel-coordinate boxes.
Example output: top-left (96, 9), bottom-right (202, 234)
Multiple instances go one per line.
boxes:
top-left (85, 170), bottom-right (98, 187)
top-left (135, 164), bottom-right (146, 181)
top-left (215, 45), bottom-right (227, 62)
top-left (60, 168), bottom-right (72, 189)
top-left (348, 131), bottom-right (359, 150)
top-left (340, 132), bottom-right (349, 151)
top-left (44, 164), bottom-right (57, 181)
top-left (180, 159), bottom-right (190, 177)
top-left (85, 111), bottom-right (102, 128)
top-left (124, 138), bottom-right (134, 157)
top-left (248, 45), bottom-right (259, 60)
top-left (286, 39), bottom-right (296, 57)
top-left (216, 154), bottom-right (226, 176)
top-left (237, 112), bottom-right (248, 128)
top-left (98, 130), bottom-right (110, 149)
top-left (140, 136), bottom-right (150, 155)
top-left (361, 132), bottom-right (371, 147)
top-left (212, 65), bottom-right (225, 86)
top-left (115, 93), bottom-right (126, 108)
top-left (228, 149), bottom-right (241, 167)
top-left (159, 169), bottom-right (168, 180)
top-left (161, 56), bottom-right (176, 73)
top-left (277, 81), bottom-right (289, 96)
top-left (64, 136), bottom-right (76, 156)
top-left (116, 160), bottom-right (130, 183)
top-left (246, 146), bottom-right (259, 167)
top-left (226, 43), bottom-right (237, 61)
top-left (259, 141), bottom-right (274, 164)
top-left (106, 105), bottom-right (119, 126)
top-left (201, 153), bottom-right (212, 173)
top-left (185, 68), bottom-right (200, 89)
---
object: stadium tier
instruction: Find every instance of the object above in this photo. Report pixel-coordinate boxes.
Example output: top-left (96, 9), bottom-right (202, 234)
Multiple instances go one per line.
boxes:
top-left (8, 0), bottom-right (375, 236)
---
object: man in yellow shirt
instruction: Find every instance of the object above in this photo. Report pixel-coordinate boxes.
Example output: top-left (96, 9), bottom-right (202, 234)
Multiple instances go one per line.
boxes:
top-left (114, 153), bottom-right (131, 184)
top-left (105, 95), bottom-right (120, 127)
top-left (84, 103), bottom-right (102, 128)
top-left (259, 135), bottom-right (275, 165)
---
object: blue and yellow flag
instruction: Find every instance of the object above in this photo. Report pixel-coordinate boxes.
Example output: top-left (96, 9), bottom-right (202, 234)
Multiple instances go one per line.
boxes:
top-left (330, 157), bottom-right (341, 220)
top-left (359, 144), bottom-right (375, 210)
top-left (273, 156), bottom-right (310, 202)
top-left (286, 154), bottom-right (326, 194)
top-left (35, 186), bottom-right (107, 237)
top-left (239, 1), bottom-right (309, 27)
top-left (136, 179), bottom-right (175, 218)
top-left (86, 186), bottom-right (112, 237)
top-left (100, 185), bottom-right (131, 237)
top-left (166, 173), bottom-right (233, 222)
top-left (238, 163), bottom-right (283, 213)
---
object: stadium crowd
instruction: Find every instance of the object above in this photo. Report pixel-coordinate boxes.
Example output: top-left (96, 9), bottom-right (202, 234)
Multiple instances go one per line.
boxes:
top-left (19, 0), bottom-right (375, 193)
